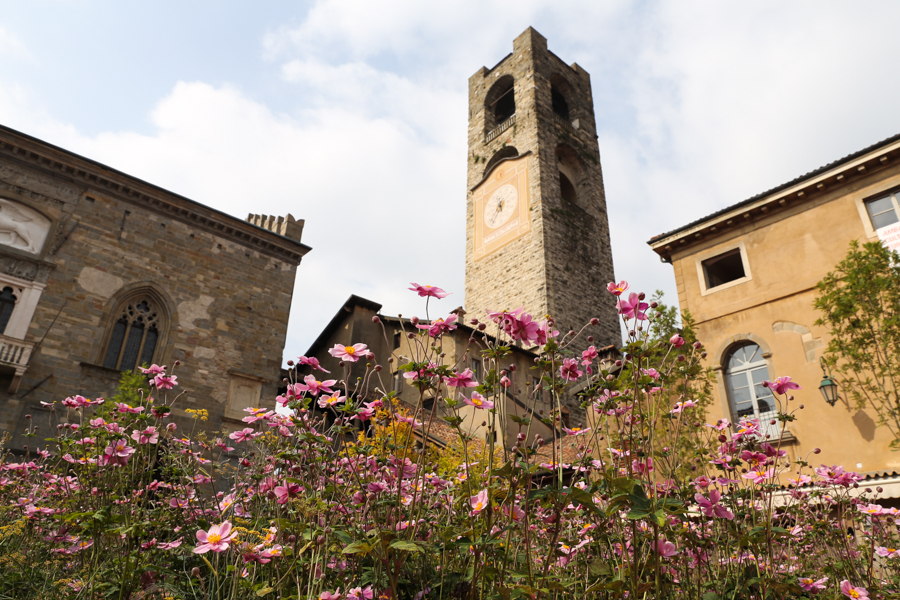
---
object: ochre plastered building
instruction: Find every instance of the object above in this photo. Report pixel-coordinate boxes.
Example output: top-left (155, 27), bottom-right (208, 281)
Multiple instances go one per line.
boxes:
top-left (649, 133), bottom-right (900, 478)
top-left (0, 124), bottom-right (309, 451)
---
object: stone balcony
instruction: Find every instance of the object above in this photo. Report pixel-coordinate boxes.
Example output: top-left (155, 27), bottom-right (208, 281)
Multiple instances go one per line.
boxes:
top-left (0, 334), bottom-right (35, 393)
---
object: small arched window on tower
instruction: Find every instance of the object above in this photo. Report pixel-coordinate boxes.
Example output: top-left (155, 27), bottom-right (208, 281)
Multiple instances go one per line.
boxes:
top-left (484, 146), bottom-right (518, 176)
top-left (0, 287), bottom-right (16, 335)
top-left (550, 74), bottom-right (573, 123)
top-left (559, 172), bottom-right (577, 205)
top-left (724, 343), bottom-right (779, 438)
top-left (102, 293), bottom-right (166, 371)
top-left (551, 84), bottom-right (569, 120)
top-left (556, 144), bottom-right (584, 209)
top-left (484, 75), bottom-right (516, 132)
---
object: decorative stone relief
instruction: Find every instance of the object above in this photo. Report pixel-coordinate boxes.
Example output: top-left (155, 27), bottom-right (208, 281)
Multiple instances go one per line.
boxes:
top-left (0, 198), bottom-right (51, 254)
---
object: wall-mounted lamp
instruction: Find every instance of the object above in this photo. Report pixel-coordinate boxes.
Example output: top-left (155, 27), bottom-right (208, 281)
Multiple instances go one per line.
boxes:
top-left (819, 357), bottom-right (839, 407)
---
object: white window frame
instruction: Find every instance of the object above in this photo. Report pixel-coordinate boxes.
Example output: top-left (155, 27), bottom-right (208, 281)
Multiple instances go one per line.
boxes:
top-left (0, 272), bottom-right (45, 340)
top-left (724, 343), bottom-right (780, 440)
top-left (694, 240), bottom-right (752, 296)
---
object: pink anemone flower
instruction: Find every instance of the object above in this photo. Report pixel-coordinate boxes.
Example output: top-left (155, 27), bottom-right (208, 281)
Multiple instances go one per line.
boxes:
top-left (616, 292), bottom-right (648, 321)
top-left (839, 580), bottom-right (868, 599)
top-left (470, 489), bottom-right (489, 516)
top-left (328, 343), bottom-right (368, 363)
top-left (194, 521), bottom-right (238, 554)
top-left (763, 376), bottom-right (801, 395)
top-left (408, 283), bottom-right (450, 298)
top-left (463, 392), bottom-right (494, 410)
top-left (606, 280), bottom-right (629, 296)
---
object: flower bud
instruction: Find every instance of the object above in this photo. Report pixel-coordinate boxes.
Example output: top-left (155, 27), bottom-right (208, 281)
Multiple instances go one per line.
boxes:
top-left (407, 333), bottom-right (415, 339)
top-left (615, 360), bottom-right (622, 367)
top-left (692, 341), bottom-right (702, 350)
top-left (24, 414), bottom-right (30, 419)
top-left (478, 323), bottom-right (486, 331)
top-left (700, 352), bottom-right (707, 359)
top-left (470, 318), bottom-right (479, 325)
top-left (374, 365), bottom-right (382, 372)
top-left (508, 364), bottom-right (516, 372)
top-left (650, 302), bottom-right (658, 308)
top-left (372, 316), bottom-right (380, 324)
top-left (174, 360), bottom-right (181, 366)
top-left (366, 352), bottom-right (375, 360)
top-left (813, 447), bottom-right (821, 454)
top-left (605, 374), bottom-right (614, 381)
top-left (718, 435), bottom-right (727, 443)
top-left (568, 330), bottom-right (576, 337)
top-left (287, 360), bottom-right (294, 366)
top-left (411, 316), bottom-right (419, 325)
top-left (191, 567), bottom-right (200, 577)
top-left (638, 292), bottom-right (645, 300)
top-left (587, 335), bottom-right (594, 342)
top-left (590, 318), bottom-right (599, 325)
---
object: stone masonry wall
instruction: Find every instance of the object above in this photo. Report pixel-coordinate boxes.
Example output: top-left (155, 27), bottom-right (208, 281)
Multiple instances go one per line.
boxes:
top-left (0, 138), bottom-right (304, 450)
top-left (465, 28), bottom-right (619, 426)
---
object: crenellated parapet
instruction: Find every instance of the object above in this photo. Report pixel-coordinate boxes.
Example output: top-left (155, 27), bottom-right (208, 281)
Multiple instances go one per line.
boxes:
top-left (246, 213), bottom-right (304, 243)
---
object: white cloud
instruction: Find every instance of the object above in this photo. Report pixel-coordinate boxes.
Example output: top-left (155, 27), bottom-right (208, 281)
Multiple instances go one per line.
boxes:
top-left (2, 0), bottom-right (900, 361)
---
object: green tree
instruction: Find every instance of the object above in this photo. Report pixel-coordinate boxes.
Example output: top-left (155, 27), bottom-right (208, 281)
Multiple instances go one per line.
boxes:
top-left (815, 240), bottom-right (900, 447)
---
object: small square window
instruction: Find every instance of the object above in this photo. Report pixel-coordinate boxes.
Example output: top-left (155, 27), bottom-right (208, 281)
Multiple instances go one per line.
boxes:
top-left (702, 248), bottom-right (746, 289)
top-left (865, 194), bottom-right (900, 231)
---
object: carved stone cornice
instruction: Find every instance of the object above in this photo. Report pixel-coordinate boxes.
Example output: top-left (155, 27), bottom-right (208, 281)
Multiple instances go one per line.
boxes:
top-left (0, 248), bottom-right (56, 283)
top-left (0, 125), bottom-right (312, 265)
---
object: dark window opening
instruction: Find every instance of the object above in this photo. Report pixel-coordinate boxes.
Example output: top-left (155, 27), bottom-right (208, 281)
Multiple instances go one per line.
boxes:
top-left (485, 76), bottom-right (516, 130)
top-left (559, 172), bottom-right (577, 205)
top-left (422, 396), bottom-right (436, 412)
top-left (0, 287), bottom-right (16, 335)
top-left (103, 297), bottom-right (161, 371)
top-left (702, 249), bottom-right (746, 289)
top-left (494, 89), bottom-right (515, 123)
top-left (551, 85), bottom-right (569, 120)
top-left (484, 146), bottom-right (518, 175)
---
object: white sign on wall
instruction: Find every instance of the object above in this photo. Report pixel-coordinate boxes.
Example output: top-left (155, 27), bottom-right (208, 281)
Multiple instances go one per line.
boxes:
top-left (876, 222), bottom-right (900, 254)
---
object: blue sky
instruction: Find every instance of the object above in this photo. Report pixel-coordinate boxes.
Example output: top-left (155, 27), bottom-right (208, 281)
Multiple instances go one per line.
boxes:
top-left (2, 1), bottom-right (900, 363)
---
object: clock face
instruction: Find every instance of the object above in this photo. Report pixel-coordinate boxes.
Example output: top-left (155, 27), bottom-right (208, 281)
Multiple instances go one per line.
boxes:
top-left (483, 185), bottom-right (518, 229)
top-left (471, 153), bottom-right (531, 261)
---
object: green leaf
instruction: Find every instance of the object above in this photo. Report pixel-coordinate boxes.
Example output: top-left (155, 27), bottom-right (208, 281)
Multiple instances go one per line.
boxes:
top-left (389, 540), bottom-right (423, 553)
top-left (256, 587), bottom-right (275, 597)
top-left (342, 541), bottom-right (372, 555)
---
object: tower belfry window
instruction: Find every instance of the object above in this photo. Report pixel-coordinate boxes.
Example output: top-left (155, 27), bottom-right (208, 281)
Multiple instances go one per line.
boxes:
top-left (485, 75), bottom-right (516, 131)
top-left (551, 85), bottom-right (569, 120)
top-left (559, 172), bottom-right (577, 205)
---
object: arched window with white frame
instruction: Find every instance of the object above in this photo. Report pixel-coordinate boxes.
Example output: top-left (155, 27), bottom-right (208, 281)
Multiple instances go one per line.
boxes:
top-left (724, 343), bottom-right (779, 438)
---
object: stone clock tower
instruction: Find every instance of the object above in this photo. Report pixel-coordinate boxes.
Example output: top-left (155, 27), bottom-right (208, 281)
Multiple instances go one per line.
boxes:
top-left (465, 28), bottom-right (618, 348)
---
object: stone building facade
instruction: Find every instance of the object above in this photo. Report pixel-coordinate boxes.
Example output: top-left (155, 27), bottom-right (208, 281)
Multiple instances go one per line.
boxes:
top-left (298, 295), bottom-right (563, 446)
top-left (0, 124), bottom-right (309, 451)
top-left (648, 132), bottom-right (900, 483)
top-left (465, 28), bottom-right (618, 348)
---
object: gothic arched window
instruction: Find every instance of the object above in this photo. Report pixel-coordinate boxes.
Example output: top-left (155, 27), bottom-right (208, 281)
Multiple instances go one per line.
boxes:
top-left (102, 294), bottom-right (164, 371)
top-left (0, 286), bottom-right (17, 335)
top-left (724, 343), bottom-right (777, 435)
